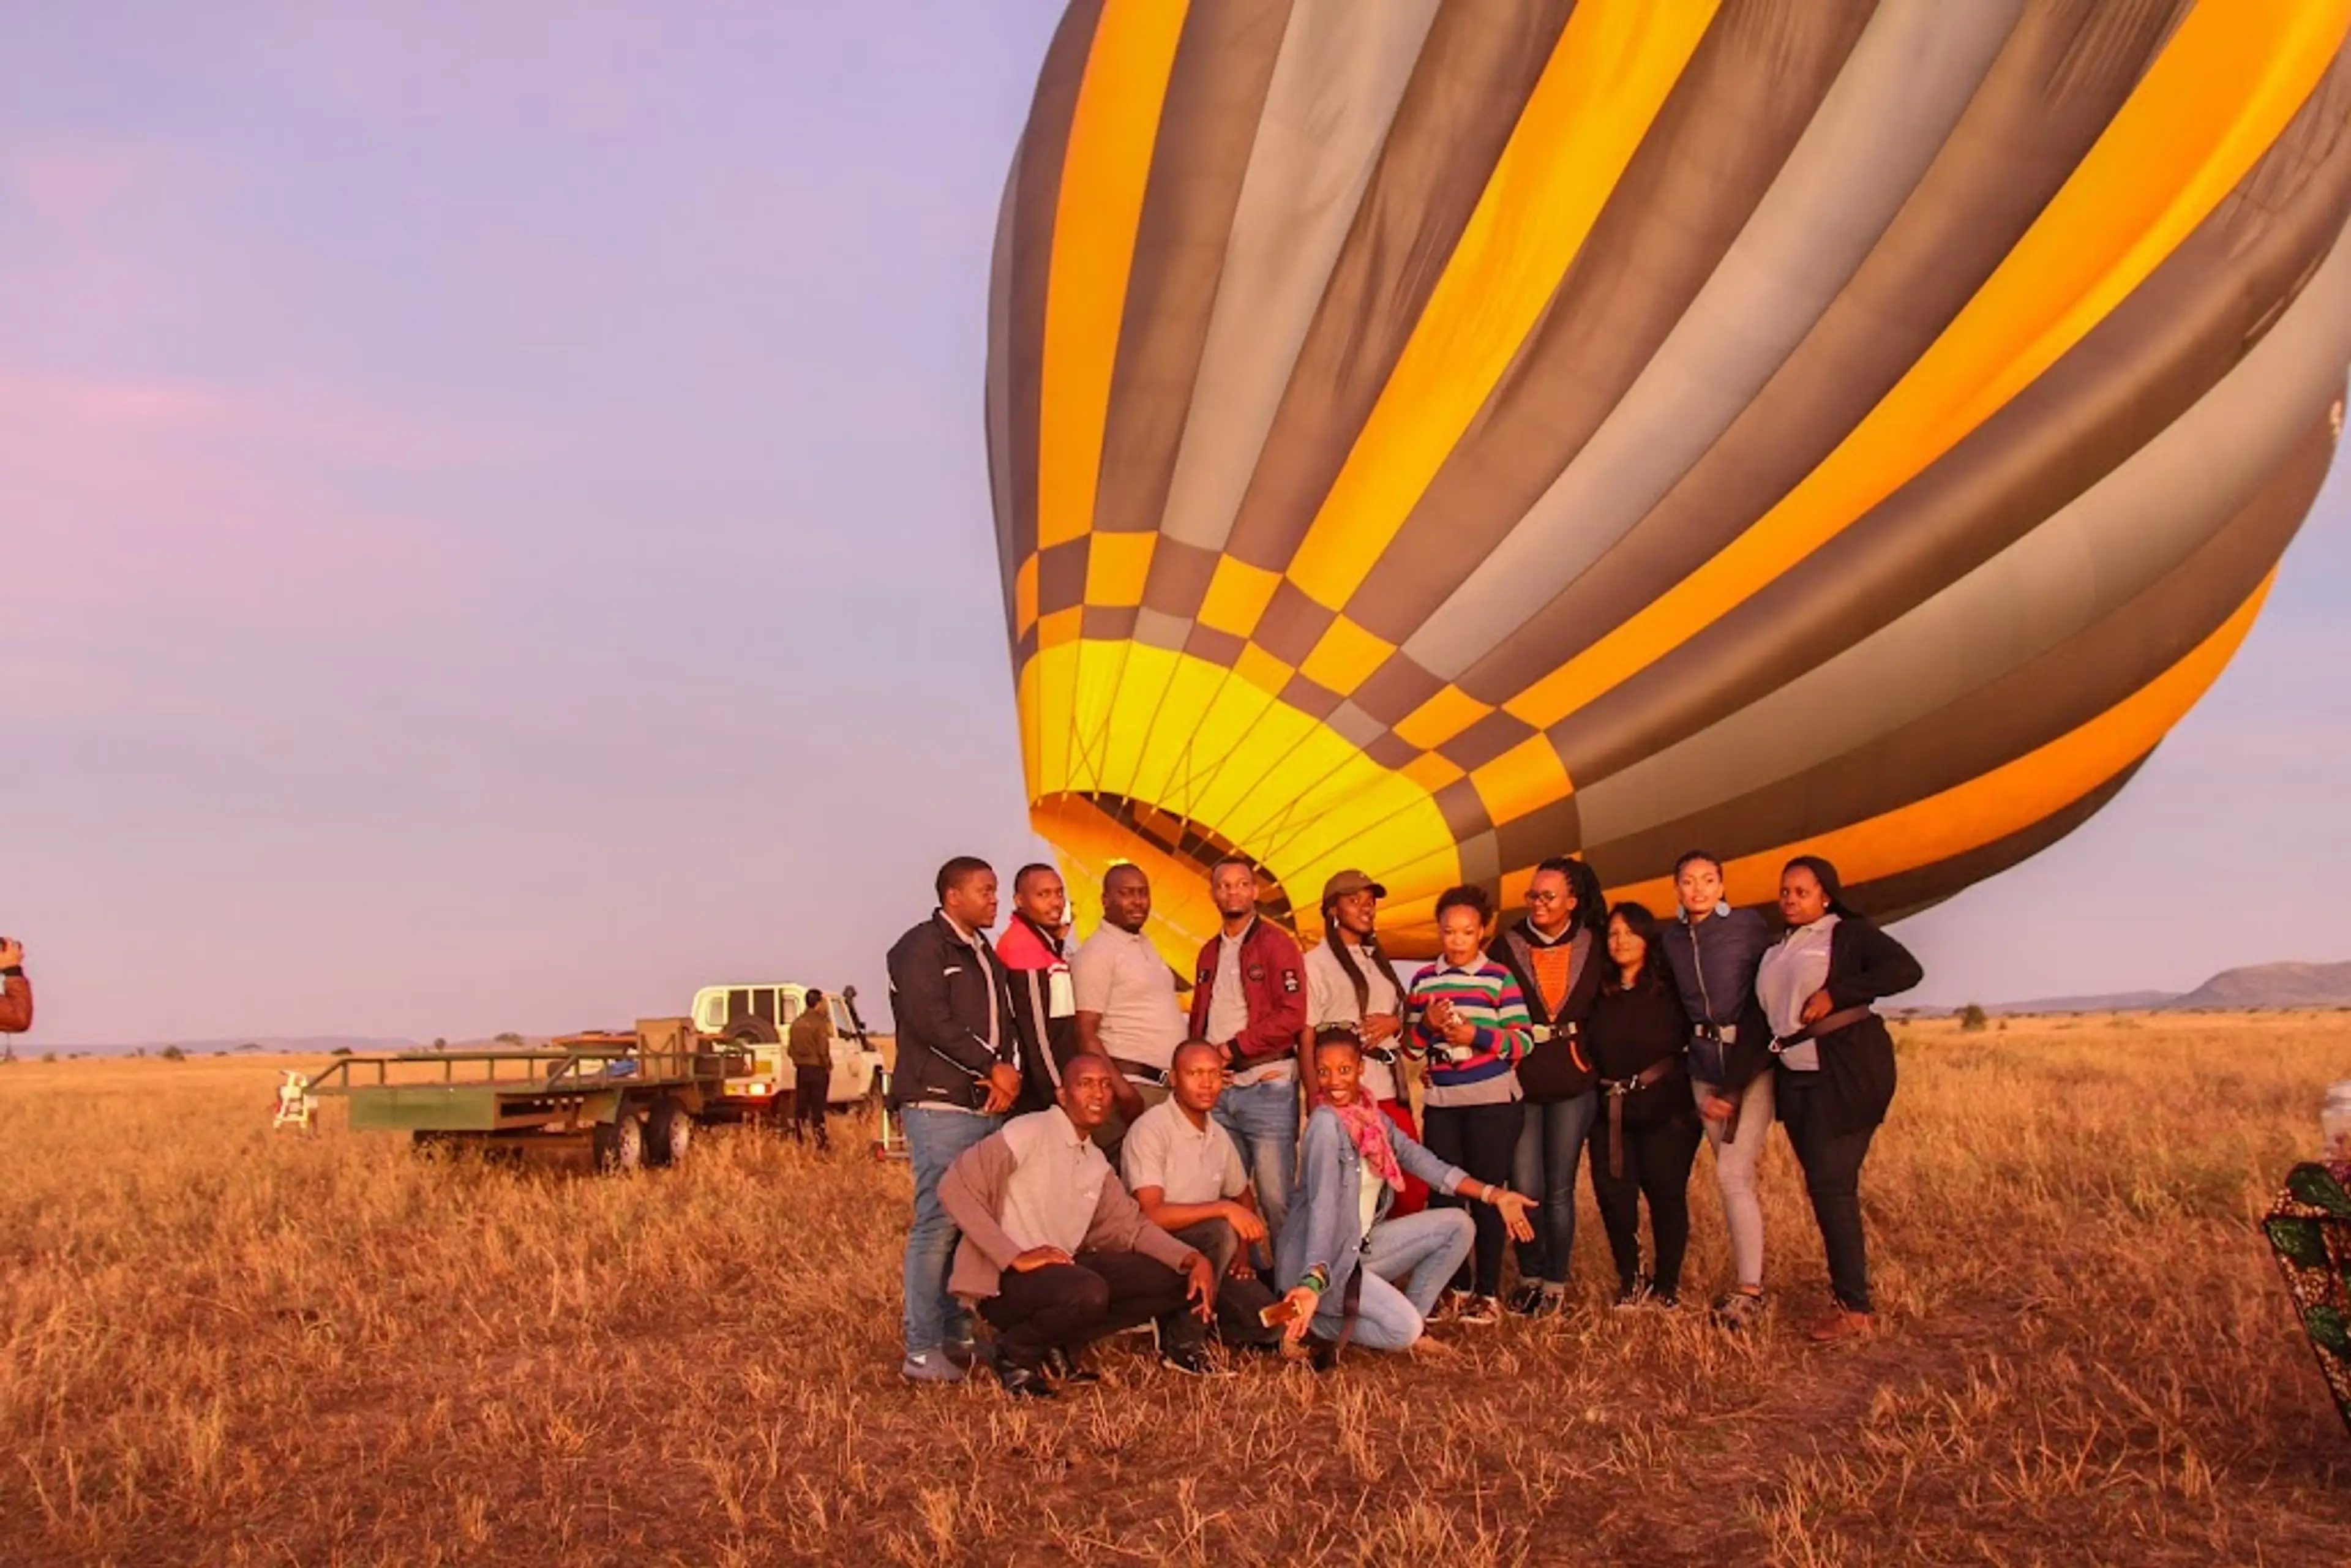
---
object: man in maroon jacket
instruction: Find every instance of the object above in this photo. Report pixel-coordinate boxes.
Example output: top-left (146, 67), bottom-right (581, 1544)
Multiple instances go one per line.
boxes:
top-left (1188, 857), bottom-right (1306, 1244)
top-left (0, 937), bottom-right (31, 1042)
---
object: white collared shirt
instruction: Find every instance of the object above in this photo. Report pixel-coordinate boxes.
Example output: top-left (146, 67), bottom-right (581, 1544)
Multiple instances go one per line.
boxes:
top-left (997, 1106), bottom-right (1110, 1255)
top-left (1121, 1097), bottom-right (1248, 1204)
top-left (1757, 913), bottom-right (1840, 1071)
top-left (1304, 938), bottom-right (1404, 1102)
top-left (1071, 923), bottom-right (1186, 1073)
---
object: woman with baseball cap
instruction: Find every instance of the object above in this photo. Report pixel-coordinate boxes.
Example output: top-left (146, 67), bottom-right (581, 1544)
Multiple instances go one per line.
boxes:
top-left (1302, 868), bottom-right (1425, 1215)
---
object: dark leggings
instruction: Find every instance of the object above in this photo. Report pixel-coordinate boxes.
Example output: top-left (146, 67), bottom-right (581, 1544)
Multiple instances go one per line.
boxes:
top-left (1588, 1106), bottom-right (1702, 1296)
top-left (1421, 1100), bottom-right (1524, 1297)
top-left (1775, 1073), bottom-right (1880, 1313)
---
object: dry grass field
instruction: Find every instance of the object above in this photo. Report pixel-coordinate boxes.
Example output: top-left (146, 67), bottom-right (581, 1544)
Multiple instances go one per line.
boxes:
top-left (2, 1012), bottom-right (2348, 1566)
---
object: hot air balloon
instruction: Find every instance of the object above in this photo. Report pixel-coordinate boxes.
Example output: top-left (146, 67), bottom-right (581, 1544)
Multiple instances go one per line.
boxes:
top-left (984, 0), bottom-right (2351, 961)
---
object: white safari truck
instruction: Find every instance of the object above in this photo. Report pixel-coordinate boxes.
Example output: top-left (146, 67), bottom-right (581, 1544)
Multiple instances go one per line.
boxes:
top-left (689, 983), bottom-right (887, 1122)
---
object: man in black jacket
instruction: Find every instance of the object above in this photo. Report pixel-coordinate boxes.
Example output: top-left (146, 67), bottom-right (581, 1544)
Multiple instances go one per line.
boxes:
top-left (888, 856), bottom-right (1023, 1384)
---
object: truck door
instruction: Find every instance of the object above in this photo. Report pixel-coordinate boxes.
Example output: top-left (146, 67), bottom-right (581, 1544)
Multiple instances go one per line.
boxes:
top-left (828, 996), bottom-right (863, 1103)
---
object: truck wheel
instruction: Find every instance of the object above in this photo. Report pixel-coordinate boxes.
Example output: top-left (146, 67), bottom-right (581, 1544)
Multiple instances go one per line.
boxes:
top-left (726, 1018), bottom-right (780, 1046)
top-left (593, 1111), bottom-right (645, 1173)
top-left (645, 1098), bottom-right (692, 1167)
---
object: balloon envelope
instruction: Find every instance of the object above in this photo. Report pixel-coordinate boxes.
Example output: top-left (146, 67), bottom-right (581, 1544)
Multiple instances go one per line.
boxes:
top-left (986, 0), bottom-right (2351, 957)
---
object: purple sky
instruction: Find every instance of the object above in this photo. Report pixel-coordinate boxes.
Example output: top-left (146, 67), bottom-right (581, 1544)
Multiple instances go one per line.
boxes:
top-left (7, 5), bottom-right (2346, 1046)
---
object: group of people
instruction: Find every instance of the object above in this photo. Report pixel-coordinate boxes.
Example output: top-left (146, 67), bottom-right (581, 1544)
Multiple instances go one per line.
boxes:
top-left (883, 847), bottom-right (1922, 1395)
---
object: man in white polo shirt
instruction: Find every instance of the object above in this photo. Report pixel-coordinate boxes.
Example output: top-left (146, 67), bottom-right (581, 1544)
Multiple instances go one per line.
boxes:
top-left (1122, 1040), bottom-right (1284, 1365)
top-left (1070, 863), bottom-right (1187, 1158)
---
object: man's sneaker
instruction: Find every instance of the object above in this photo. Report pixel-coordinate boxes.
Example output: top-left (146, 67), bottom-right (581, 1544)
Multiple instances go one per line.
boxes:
top-left (1611, 1277), bottom-right (1652, 1311)
top-left (943, 1338), bottom-right (980, 1370)
top-left (1158, 1342), bottom-right (1232, 1378)
top-left (1430, 1289), bottom-right (1469, 1323)
top-left (1456, 1294), bottom-right (1503, 1327)
top-left (1807, 1307), bottom-right (1878, 1344)
top-left (899, 1349), bottom-right (967, 1384)
top-left (1043, 1346), bottom-right (1101, 1385)
top-left (1504, 1281), bottom-right (1547, 1316)
top-left (1712, 1289), bottom-right (1767, 1329)
top-left (994, 1361), bottom-right (1058, 1398)
top-left (1652, 1289), bottom-right (1681, 1312)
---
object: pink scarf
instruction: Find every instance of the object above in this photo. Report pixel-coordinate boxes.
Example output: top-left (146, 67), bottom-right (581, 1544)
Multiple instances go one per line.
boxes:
top-left (1329, 1095), bottom-right (1403, 1188)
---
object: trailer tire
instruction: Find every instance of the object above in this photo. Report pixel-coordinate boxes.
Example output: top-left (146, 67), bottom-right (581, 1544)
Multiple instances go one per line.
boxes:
top-left (593, 1110), bottom-right (645, 1173)
top-left (645, 1097), bottom-right (692, 1167)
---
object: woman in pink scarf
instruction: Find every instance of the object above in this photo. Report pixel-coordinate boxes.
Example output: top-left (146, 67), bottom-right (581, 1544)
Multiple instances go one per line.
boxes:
top-left (1269, 1029), bottom-right (1535, 1362)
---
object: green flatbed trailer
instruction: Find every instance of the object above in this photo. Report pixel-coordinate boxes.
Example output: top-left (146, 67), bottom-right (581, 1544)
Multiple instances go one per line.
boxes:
top-left (301, 1018), bottom-right (749, 1171)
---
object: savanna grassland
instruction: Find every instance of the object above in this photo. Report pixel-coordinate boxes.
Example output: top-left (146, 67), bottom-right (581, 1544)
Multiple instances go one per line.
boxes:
top-left (2, 1013), bottom-right (2347, 1566)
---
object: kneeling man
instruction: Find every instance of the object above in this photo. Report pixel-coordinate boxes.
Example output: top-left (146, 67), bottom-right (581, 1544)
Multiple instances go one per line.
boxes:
top-left (1122, 1040), bottom-right (1284, 1365)
top-left (941, 1053), bottom-right (1215, 1397)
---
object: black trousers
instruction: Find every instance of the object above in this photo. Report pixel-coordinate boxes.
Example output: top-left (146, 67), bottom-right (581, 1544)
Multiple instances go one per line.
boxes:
top-left (1775, 1073), bottom-right (1879, 1313)
top-left (791, 1065), bottom-right (830, 1147)
top-left (1587, 1105), bottom-right (1702, 1295)
top-left (1421, 1100), bottom-right (1524, 1297)
top-left (1164, 1218), bottom-right (1281, 1347)
top-left (979, 1250), bottom-right (1191, 1371)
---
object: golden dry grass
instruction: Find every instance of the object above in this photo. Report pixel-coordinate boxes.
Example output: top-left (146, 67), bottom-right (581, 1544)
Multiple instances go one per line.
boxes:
top-left (2, 1013), bottom-right (2347, 1565)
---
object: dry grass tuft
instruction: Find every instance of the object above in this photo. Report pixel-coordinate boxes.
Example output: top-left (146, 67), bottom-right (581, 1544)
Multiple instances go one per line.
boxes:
top-left (2, 1012), bottom-right (2347, 1564)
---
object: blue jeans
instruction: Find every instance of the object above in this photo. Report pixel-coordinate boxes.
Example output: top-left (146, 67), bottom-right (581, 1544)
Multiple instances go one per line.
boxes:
top-left (1213, 1076), bottom-right (1299, 1242)
top-left (1311, 1207), bottom-right (1474, 1351)
top-left (1512, 1092), bottom-right (1597, 1286)
top-left (901, 1106), bottom-right (1004, 1357)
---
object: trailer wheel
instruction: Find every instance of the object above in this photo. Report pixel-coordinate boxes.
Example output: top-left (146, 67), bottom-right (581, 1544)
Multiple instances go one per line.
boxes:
top-left (593, 1111), bottom-right (645, 1173)
top-left (645, 1097), bottom-right (692, 1167)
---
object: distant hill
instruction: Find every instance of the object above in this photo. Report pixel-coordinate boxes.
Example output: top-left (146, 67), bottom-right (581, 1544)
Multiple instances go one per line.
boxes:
top-left (41, 1035), bottom-right (422, 1058)
top-left (1928, 958), bottom-right (2351, 1016)
top-left (2169, 960), bottom-right (2351, 1011)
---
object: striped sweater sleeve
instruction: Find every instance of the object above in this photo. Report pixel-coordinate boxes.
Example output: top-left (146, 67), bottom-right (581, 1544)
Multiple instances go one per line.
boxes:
top-left (1475, 966), bottom-right (1534, 1063)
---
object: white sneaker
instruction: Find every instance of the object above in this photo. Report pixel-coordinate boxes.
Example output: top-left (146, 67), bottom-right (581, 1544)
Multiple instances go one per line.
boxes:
top-left (899, 1349), bottom-right (967, 1384)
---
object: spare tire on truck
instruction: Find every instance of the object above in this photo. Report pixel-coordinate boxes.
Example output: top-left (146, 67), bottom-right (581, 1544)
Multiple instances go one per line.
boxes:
top-left (725, 1017), bottom-right (780, 1046)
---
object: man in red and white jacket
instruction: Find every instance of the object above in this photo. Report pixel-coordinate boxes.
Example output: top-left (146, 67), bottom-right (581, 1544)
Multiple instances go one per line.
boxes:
top-left (1188, 857), bottom-right (1306, 1243)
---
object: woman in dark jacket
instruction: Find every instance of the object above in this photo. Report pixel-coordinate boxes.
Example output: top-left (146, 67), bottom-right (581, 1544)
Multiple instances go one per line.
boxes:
top-left (1584, 902), bottom-right (1701, 1310)
top-left (1757, 855), bottom-right (1924, 1342)
top-left (1495, 856), bottom-right (1607, 1316)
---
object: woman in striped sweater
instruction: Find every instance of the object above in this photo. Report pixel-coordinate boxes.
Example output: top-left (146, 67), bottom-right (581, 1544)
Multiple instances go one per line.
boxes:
top-left (1406, 885), bottom-right (1533, 1326)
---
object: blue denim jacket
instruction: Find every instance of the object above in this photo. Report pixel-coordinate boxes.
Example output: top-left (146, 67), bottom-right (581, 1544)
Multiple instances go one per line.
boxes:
top-left (1277, 1104), bottom-right (1468, 1298)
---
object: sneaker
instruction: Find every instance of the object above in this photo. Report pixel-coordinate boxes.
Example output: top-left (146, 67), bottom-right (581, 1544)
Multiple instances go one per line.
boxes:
top-left (994, 1361), bottom-right (1058, 1398)
top-left (1158, 1342), bottom-right (1232, 1378)
top-left (1043, 1346), bottom-right (1101, 1385)
top-left (1651, 1289), bottom-right (1681, 1311)
top-left (1455, 1294), bottom-right (1503, 1327)
top-left (1611, 1277), bottom-right (1651, 1311)
top-left (1807, 1307), bottom-right (1877, 1344)
top-left (1505, 1281), bottom-right (1547, 1316)
top-left (1430, 1289), bottom-right (1468, 1323)
top-left (1712, 1289), bottom-right (1767, 1329)
top-left (899, 1349), bottom-right (967, 1384)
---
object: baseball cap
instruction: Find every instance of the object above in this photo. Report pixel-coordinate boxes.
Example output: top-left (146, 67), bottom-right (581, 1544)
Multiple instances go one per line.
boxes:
top-left (1320, 868), bottom-right (1387, 904)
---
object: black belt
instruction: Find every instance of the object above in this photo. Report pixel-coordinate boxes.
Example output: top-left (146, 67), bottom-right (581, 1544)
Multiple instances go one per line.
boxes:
top-left (1106, 1055), bottom-right (1168, 1087)
top-left (1597, 1059), bottom-right (1679, 1179)
top-left (1527, 1021), bottom-right (1578, 1044)
top-left (1769, 1007), bottom-right (1875, 1055)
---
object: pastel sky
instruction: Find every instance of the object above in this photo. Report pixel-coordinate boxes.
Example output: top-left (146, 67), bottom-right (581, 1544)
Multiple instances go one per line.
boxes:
top-left (7, 5), bottom-right (2347, 1046)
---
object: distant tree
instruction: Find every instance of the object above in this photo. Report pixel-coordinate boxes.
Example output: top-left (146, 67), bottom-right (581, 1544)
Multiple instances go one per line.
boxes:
top-left (39, 1051), bottom-right (54, 1063)
top-left (493, 1032), bottom-right (525, 1047)
top-left (235, 1042), bottom-right (261, 1053)
top-left (1998, 1020), bottom-right (2009, 1032)
top-left (331, 1046), bottom-right (354, 1057)
top-left (432, 1037), bottom-right (449, 1051)
top-left (159, 1045), bottom-right (186, 1062)
top-left (1957, 1003), bottom-right (1989, 1033)
top-left (135, 1047), bottom-right (148, 1059)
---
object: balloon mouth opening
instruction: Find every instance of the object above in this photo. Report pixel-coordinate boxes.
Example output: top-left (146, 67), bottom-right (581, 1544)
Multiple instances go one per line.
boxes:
top-left (1032, 790), bottom-right (1299, 932)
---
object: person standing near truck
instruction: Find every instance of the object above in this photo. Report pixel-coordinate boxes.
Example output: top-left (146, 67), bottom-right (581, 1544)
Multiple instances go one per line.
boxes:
top-left (786, 989), bottom-right (835, 1151)
top-left (888, 857), bottom-right (1024, 1385)
top-left (996, 863), bottom-right (1078, 1114)
top-left (0, 937), bottom-right (30, 1038)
